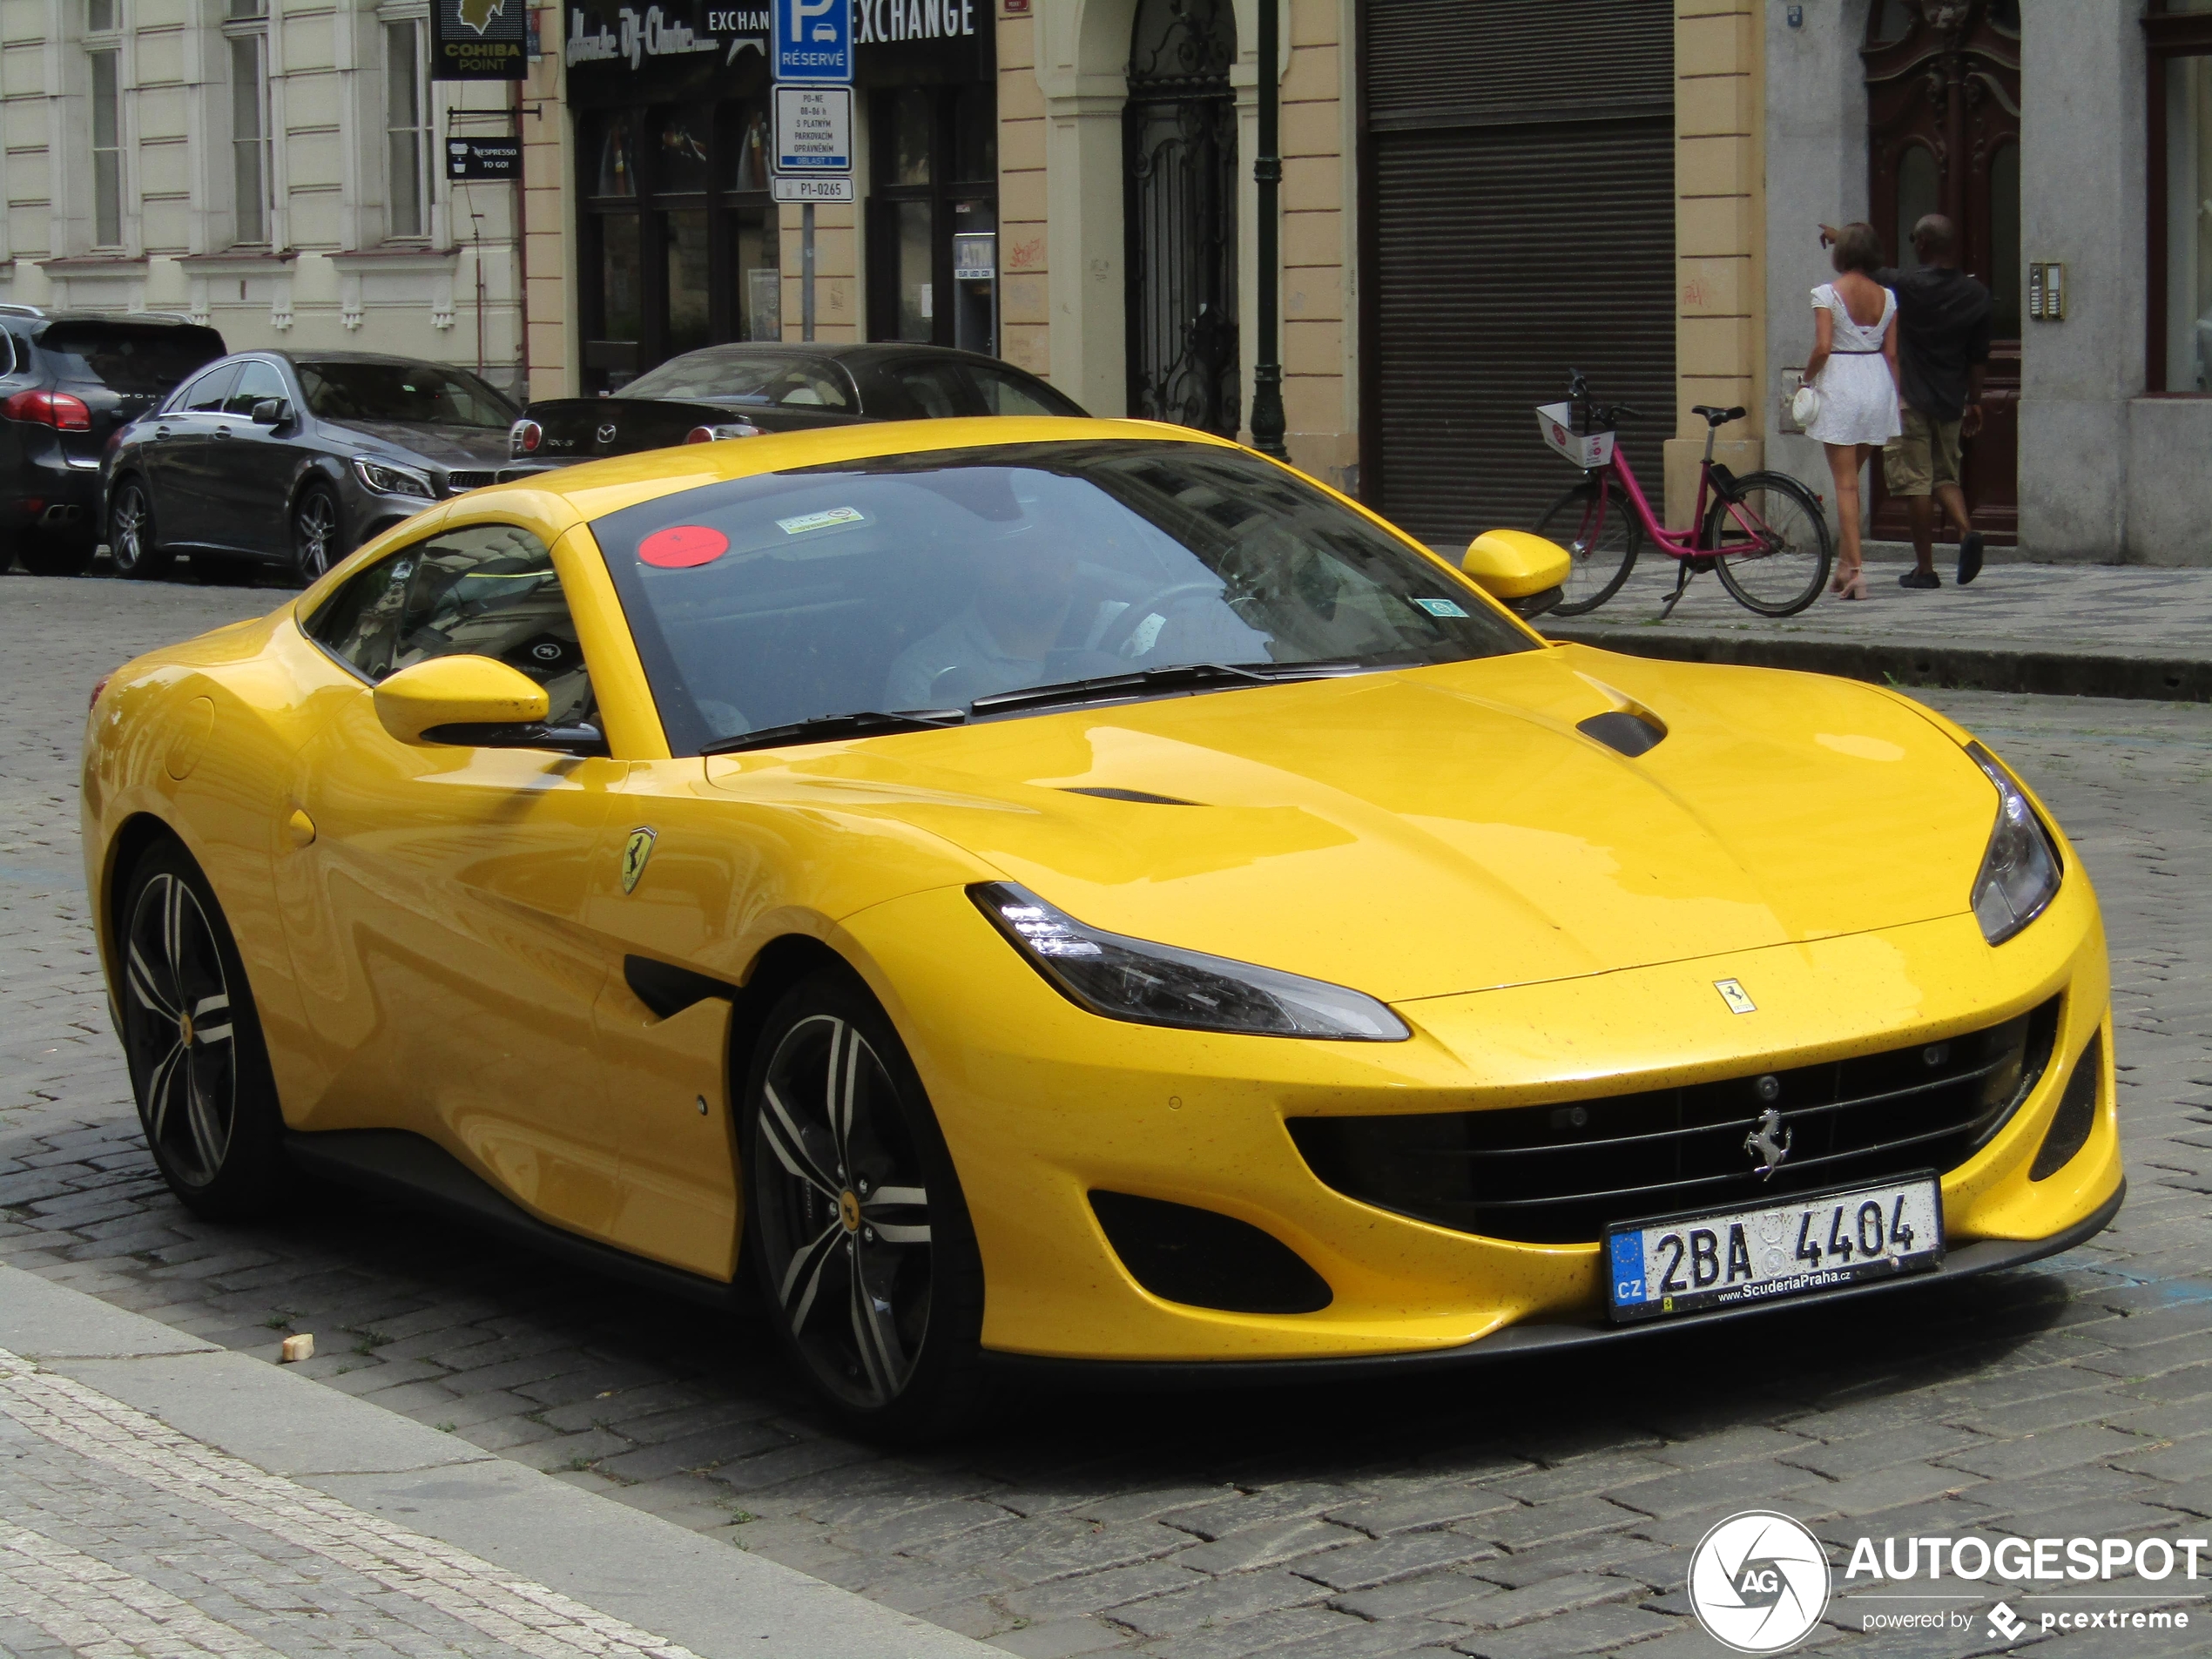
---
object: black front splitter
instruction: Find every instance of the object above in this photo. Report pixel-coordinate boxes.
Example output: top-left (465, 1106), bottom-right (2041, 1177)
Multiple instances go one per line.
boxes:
top-left (979, 1180), bottom-right (2125, 1392)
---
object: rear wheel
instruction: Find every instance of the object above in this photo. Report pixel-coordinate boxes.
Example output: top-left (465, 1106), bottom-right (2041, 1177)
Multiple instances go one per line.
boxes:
top-left (1534, 476), bottom-right (1641, 617)
top-left (116, 840), bottom-right (288, 1218)
top-left (741, 969), bottom-right (986, 1441)
top-left (1707, 471), bottom-right (1833, 617)
top-left (291, 483), bottom-right (345, 585)
top-left (109, 478), bottom-right (174, 580)
top-left (17, 531), bottom-right (95, 577)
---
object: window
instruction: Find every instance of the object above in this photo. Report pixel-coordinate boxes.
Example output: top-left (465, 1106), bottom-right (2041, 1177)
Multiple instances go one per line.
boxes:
top-left (227, 0), bottom-right (271, 245)
top-left (2148, 3), bottom-right (2212, 390)
top-left (968, 363), bottom-right (1080, 416)
top-left (180, 363), bottom-right (241, 412)
top-left (87, 1), bottom-right (123, 248)
top-left (307, 523), bottom-right (597, 731)
top-left (223, 360), bottom-right (287, 415)
top-left (867, 84), bottom-right (999, 354)
top-left (386, 19), bottom-right (432, 239)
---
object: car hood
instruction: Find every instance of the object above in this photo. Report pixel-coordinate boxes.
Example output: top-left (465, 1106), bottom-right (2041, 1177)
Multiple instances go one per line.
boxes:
top-left (321, 420), bottom-right (514, 468)
top-left (703, 645), bottom-right (2005, 1005)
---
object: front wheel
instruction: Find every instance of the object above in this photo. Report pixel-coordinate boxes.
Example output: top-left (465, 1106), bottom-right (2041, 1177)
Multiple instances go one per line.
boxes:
top-left (117, 839), bottom-right (288, 1218)
top-left (109, 478), bottom-right (174, 580)
top-left (1707, 472), bottom-right (1833, 617)
top-left (291, 482), bottom-right (346, 586)
top-left (741, 969), bottom-right (986, 1441)
top-left (1534, 476), bottom-right (1641, 617)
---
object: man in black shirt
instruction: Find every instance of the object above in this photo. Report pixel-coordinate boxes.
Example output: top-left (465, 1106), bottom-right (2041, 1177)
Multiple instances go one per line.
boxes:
top-left (1877, 215), bottom-right (1993, 587)
top-left (1820, 215), bottom-right (1993, 586)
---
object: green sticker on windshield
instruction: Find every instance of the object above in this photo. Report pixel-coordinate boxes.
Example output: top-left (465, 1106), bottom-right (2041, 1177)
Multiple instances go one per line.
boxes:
top-left (1413, 597), bottom-right (1469, 617)
top-left (776, 506), bottom-right (867, 536)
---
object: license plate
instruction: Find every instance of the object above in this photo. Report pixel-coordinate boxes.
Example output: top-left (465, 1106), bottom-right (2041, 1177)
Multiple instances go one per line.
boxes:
top-left (1606, 1175), bottom-right (1945, 1324)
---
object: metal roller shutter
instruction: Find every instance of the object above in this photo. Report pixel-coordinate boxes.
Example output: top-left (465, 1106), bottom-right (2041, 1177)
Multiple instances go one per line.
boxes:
top-left (1360, 0), bottom-right (1675, 549)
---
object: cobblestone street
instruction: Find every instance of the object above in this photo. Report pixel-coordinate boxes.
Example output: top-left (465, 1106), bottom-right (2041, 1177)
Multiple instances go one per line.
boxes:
top-left (4, 568), bottom-right (2210, 1657)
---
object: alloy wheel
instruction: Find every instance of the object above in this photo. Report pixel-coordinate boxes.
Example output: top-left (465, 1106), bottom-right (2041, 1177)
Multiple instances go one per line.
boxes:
top-left (294, 491), bottom-right (338, 580)
top-left (123, 872), bottom-right (238, 1186)
top-left (111, 484), bottom-right (148, 573)
top-left (752, 1013), bottom-right (934, 1408)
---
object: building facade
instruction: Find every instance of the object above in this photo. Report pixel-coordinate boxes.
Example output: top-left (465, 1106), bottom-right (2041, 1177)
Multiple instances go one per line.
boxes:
top-left (0, 0), bottom-right (525, 395)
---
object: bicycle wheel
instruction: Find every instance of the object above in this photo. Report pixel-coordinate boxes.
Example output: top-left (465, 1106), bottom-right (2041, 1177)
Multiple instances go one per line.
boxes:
top-left (1534, 476), bottom-right (1641, 617)
top-left (1707, 472), bottom-right (1833, 617)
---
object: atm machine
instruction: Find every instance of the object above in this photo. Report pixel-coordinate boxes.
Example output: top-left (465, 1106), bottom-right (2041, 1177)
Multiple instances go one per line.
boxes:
top-left (952, 226), bottom-right (996, 357)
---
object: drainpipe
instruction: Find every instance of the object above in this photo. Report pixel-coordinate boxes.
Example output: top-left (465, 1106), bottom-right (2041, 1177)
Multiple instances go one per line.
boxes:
top-left (1248, 0), bottom-right (1287, 460)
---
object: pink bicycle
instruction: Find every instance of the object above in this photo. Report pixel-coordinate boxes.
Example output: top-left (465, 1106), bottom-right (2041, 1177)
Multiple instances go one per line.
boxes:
top-left (1534, 372), bottom-right (1833, 618)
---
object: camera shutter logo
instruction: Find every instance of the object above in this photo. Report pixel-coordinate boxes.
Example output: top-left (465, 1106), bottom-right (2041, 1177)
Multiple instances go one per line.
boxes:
top-left (1687, 1510), bottom-right (1831, 1653)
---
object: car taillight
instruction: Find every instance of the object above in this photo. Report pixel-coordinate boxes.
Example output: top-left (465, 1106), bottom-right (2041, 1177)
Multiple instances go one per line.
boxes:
top-left (3, 389), bottom-right (92, 430)
top-left (685, 422), bottom-right (761, 443)
top-left (684, 427), bottom-right (714, 444)
top-left (509, 419), bottom-right (543, 456)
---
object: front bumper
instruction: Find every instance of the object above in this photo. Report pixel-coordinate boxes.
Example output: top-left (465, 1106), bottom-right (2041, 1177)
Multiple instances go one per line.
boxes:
top-left (842, 861), bottom-right (2121, 1367)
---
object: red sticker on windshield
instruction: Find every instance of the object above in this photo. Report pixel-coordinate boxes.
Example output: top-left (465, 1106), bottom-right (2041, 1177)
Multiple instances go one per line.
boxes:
top-left (637, 524), bottom-right (729, 569)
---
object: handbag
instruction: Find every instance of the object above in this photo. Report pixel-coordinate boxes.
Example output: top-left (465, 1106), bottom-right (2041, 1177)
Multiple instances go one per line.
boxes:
top-left (1791, 382), bottom-right (1823, 428)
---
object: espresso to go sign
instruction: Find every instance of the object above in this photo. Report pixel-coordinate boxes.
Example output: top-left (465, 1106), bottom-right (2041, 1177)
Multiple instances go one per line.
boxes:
top-left (432, 0), bottom-right (528, 80)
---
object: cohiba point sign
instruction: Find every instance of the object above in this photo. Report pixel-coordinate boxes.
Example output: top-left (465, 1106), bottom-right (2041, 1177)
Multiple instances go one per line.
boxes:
top-left (432, 0), bottom-right (528, 79)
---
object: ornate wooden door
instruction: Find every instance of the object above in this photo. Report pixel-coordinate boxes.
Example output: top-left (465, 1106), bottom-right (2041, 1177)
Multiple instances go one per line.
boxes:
top-left (1124, 0), bottom-right (1239, 435)
top-left (1864, 0), bottom-right (2021, 543)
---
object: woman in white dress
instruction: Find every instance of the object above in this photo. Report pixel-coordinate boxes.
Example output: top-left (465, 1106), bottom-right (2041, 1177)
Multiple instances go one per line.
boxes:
top-left (1802, 222), bottom-right (1901, 599)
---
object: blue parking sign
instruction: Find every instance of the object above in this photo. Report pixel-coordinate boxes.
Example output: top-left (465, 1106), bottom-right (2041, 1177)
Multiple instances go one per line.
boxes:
top-left (774, 0), bottom-right (853, 83)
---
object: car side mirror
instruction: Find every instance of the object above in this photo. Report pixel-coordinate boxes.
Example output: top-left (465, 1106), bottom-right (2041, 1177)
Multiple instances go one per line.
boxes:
top-left (373, 655), bottom-right (550, 745)
top-left (251, 397), bottom-right (291, 426)
top-left (1462, 529), bottom-right (1573, 619)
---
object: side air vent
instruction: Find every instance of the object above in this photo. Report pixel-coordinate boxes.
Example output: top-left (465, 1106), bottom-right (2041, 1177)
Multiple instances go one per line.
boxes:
top-left (1089, 1191), bottom-right (1332, 1313)
top-left (1578, 710), bottom-right (1666, 757)
top-left (624, 955), bottom-right (737, 1019)
top-left (2030, 1034), bottom-right (2102, 1180)
top-left (1060, 786), bottom-right (1201, 806)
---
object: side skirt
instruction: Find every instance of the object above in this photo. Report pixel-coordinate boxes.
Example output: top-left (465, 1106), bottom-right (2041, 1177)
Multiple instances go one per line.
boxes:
top-left (281, 1129), bottom-right (747, 1314)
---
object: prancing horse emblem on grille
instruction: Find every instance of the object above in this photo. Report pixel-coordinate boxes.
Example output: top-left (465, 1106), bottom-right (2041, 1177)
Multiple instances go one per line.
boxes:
top-left (1744, 1106), bottom-right (1791, 1180)
top-left (620, 826), bottom-right (656, 894)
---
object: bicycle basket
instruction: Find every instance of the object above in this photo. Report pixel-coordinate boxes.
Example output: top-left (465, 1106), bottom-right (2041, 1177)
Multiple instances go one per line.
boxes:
top-left (1536, 401), bottom-right (1615, 471)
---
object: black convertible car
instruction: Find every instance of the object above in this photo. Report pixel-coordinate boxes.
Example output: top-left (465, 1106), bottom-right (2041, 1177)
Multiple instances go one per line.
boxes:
top-left (101, 350), bottom-right (517, 584)
top-left (507, 343), bottom-right (1086, 469)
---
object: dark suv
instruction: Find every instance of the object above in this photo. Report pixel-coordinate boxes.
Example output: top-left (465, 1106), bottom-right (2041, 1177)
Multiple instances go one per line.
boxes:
top-left (1, 308), bottom-right (226, 575)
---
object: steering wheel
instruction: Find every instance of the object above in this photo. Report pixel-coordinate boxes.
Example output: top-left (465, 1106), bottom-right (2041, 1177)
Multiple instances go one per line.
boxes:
top-left (1096, 581), bottom-right (1224, 658)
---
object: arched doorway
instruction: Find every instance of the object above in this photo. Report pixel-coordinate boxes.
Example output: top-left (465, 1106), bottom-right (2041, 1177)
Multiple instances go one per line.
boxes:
top-left (1865, 0), bottom-right (2021, 543)
top-left (1123, 0), bottom-right (1239, 435)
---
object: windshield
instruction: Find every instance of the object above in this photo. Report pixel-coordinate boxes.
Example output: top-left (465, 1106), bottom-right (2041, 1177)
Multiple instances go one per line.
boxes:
top-left (590, 440), bottom-right (1534, 755)
top-left (297, 361), bottom-right (516, 428)
top-left (36, 324), bottom-right (225, 393)
top-left (617, 350), bottom-right (853, 411)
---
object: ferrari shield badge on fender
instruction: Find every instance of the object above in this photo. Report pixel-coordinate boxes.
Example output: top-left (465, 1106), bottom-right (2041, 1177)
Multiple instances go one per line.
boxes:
top-left (1714, 978), bottom-right (1757, 1015)
top-left (620, 827), bottom-right (657, 894)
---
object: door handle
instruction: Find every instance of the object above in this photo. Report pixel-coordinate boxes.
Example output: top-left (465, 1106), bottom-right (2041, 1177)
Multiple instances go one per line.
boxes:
top-left (155, 426), bottom-right (171, 436)
top-left (213, 426), bottom-right (233, 438)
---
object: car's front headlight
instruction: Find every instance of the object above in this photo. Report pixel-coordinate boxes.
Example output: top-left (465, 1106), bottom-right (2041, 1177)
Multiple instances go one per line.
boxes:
top-left (1966, 742), bottom-right (2060, 945)
top-left (971, 883), bottom-right (1410, 1042)
top-left (351, 456), bottom-right (436, 499)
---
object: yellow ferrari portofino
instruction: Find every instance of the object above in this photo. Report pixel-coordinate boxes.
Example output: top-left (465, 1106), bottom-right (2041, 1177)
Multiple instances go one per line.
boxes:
top-left (84, 418), bottom-right (2122, 1433)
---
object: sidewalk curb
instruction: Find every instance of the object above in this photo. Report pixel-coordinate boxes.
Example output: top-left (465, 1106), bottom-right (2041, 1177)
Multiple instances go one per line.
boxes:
top-left (1543, 626), bottom-right (2212, 703)
top-left (0, 1262), bottom-right (996, 1659)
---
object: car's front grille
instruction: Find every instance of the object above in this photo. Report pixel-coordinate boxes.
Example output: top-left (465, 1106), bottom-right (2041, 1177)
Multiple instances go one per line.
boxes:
top-left (444, 470), bottom-right (496, 493)
top-left (1289, 998), bottom-right (2061, 1244)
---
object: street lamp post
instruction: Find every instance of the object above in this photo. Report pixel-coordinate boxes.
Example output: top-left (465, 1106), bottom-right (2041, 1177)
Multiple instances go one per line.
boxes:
top-left (1249, 0), bottom-right (1288, 460)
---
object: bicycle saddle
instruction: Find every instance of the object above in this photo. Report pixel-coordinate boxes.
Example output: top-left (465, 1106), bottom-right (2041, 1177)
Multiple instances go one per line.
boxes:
top-left (1691, 404), bottom-right (1748, 427)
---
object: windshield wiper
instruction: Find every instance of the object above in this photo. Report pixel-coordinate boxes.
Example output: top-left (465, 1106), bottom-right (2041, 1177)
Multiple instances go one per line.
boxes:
top-left (968, 660), bottom-right (1366, 718)
top-left (700, 709), bottom-right (966, 757)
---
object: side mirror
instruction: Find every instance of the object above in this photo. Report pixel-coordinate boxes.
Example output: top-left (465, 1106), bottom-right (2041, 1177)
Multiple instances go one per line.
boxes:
top-left (373, 655), bottom-right (550, 745)
top-left (1463, 529), bottom-right (1573, 619)
top-left (250, 397), bottom-right (291, 426)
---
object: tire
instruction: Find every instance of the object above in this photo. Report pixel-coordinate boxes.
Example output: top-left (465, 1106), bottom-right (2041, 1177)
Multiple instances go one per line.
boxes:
top-left (108, 477), bottom-right (174, 580)
top-left (17, 531), bottom-right (95, 577)
top-left (741, 968), bottom-right (987, 1442)
top-left (1534, 476), bottom-right (1641, 617)
top-left (1707, 471), bottom-right (1834, 617)
top-left (115, 839), bottom-right (288, 1219)
top-left (291, 482), bottom-right (346, 586)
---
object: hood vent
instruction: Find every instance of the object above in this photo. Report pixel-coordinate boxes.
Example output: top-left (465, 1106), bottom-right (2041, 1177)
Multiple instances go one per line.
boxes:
top-left (1059, 786), bottom-right (1201, 806)
top-left (1577, 710), bottom-right (1667, 758)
